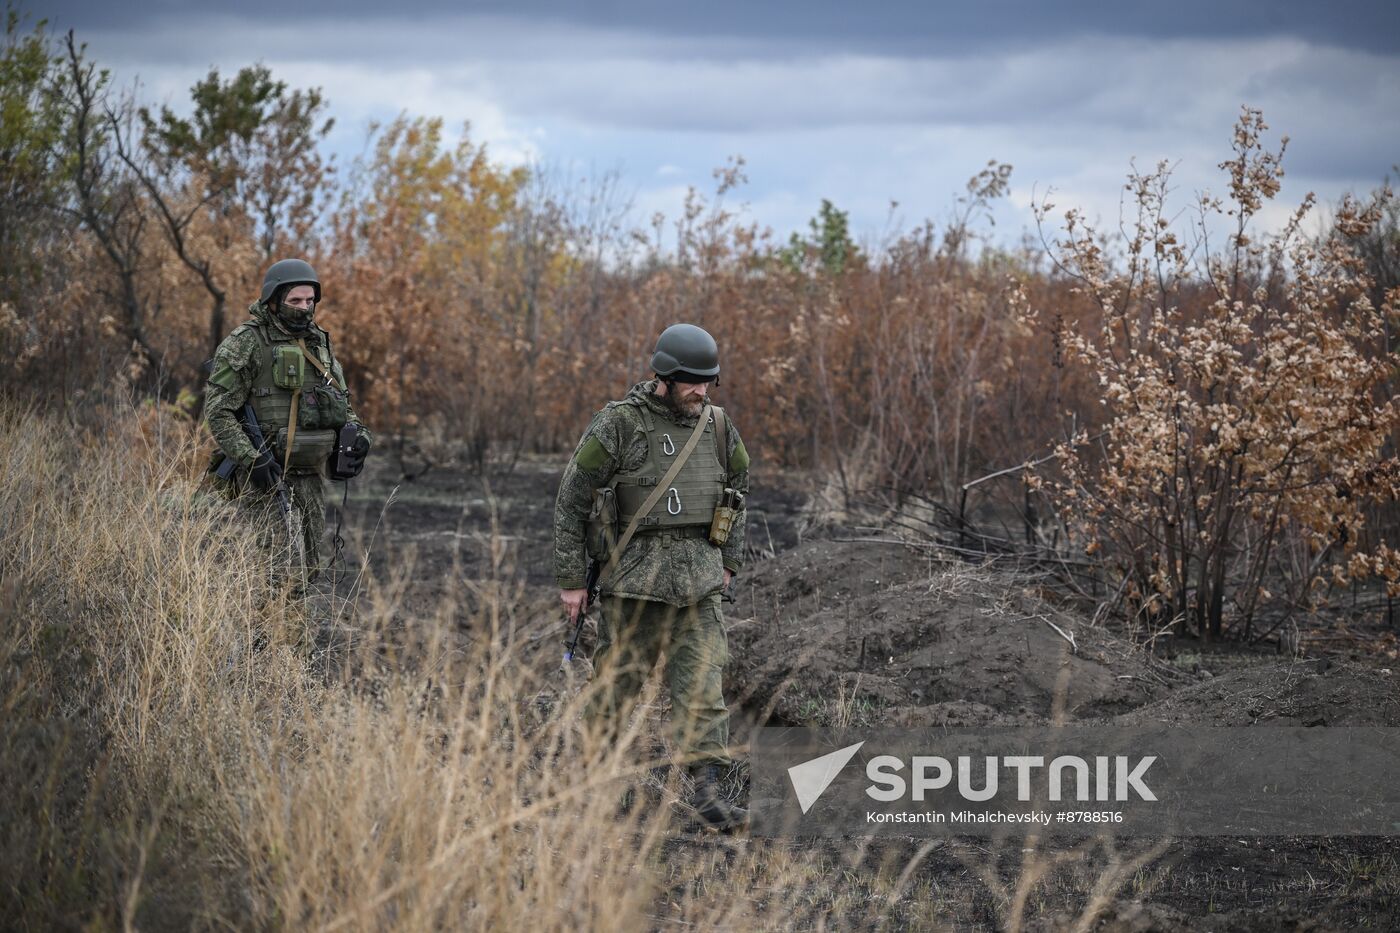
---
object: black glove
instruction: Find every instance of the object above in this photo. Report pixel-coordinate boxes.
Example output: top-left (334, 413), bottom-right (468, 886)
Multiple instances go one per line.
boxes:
top-left (348, 433), bottom-right (370, 472)
top-left (248, 447), bottom-right (281, 490)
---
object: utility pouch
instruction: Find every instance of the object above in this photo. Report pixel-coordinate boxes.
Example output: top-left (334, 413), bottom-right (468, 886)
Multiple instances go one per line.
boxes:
top-left (272, 345), bottom-right (305, 389)
top-left (275, 427), bottom-right (337, 472)
top-left (298, 382), bottom-right (350, 430)
top-left (708, 487), bottom-right (744, 547)
top-left (585, 487), bottom-right (619, 562)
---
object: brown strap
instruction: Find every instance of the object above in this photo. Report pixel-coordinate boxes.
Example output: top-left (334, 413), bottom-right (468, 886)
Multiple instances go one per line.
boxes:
top-left (600, 403), bottom-right (712, 586)
top-left (283, 388), bottom-right (301, 475)
top-left (296, 337), bottom-right (343, 389)
top-left (283, 339), bottom-right (338, 474)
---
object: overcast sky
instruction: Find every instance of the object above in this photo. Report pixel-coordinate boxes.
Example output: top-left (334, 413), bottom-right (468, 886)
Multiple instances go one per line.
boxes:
top-left (31, 0), bottom-right (1400, 248)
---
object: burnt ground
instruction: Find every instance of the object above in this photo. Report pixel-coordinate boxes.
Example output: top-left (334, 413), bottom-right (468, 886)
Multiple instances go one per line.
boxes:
top-left (324, 451), bottom-right (1400, 931)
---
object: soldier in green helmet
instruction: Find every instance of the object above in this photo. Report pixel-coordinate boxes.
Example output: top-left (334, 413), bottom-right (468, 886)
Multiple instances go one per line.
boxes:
top-left (553, 323), bottom-right (751, 832)
top-left (204, 258), bottom-right (372, 587)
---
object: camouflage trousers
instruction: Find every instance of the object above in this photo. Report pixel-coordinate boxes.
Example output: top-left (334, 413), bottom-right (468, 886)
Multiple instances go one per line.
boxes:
top-left (585, 593), bottom-right (732, 767)
top-left (223, 472), bottom-right (327, 587)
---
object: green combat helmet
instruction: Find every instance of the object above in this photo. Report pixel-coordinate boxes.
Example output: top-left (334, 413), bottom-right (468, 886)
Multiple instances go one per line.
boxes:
top-left (651, 323), bottom-right (720, 381)
top-left (260, 258), bottom-right (321, 306)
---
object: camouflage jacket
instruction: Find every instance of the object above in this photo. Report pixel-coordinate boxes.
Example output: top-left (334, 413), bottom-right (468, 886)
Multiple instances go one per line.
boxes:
top-left (553, 381), bottom-right (750, 606)
top-left (204, 302), bottom-right (369, 474)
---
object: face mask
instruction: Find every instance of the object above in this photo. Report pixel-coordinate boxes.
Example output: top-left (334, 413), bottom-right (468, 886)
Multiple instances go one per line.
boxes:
top-left (276, 301), bottom-right (315, 332)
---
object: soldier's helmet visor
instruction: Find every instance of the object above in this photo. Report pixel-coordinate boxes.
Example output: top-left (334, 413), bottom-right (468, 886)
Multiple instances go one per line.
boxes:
top-left (669, 370), bottom-right (718, 384)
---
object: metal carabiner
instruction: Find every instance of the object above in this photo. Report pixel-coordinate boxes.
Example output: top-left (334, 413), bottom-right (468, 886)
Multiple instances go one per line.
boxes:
top-left (661, 433), bottom-right (676, 456)
top-left (666, 488), bottom-right (682, 515)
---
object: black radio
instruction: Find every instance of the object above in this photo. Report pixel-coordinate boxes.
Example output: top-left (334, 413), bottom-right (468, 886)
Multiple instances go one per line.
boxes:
top-left (329, 422), bottom-right (367, 480)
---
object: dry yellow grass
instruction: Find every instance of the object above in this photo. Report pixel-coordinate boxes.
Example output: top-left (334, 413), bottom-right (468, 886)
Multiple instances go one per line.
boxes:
top-left (0, 402), bottom-right (835, 929)
top-left (1, 402), bottom-right (1183, 931)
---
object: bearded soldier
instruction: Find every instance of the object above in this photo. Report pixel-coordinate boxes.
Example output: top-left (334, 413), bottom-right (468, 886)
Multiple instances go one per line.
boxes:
top-left (554, 323), bottom-right (750, 832)
top-left (204, 259), bottom-right (371, 585)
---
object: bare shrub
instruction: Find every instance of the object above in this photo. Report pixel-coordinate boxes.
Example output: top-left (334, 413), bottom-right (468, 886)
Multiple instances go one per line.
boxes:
top-left (1026, 108), bottom-right (1400, 639)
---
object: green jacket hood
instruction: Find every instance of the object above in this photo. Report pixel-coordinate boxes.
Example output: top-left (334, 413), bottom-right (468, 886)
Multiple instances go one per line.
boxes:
top-left (625, 379), bottom-right (706, 427)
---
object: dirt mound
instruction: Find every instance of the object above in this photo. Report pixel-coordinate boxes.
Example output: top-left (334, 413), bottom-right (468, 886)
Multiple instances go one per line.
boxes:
top-left (1112, 660), bottom-right (1400, 727)
top-left (728, 539), bottom-right (1166, 728)
top-left (729, 536), bottom-right (1400, 735)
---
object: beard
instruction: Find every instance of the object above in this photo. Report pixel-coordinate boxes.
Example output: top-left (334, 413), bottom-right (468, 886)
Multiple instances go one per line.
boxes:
top-left (666, 387), bottom-right (707, 418)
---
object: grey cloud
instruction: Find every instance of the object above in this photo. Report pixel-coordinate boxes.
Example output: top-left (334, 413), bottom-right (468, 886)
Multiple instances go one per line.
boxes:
top-left (48, 10), bottom-right (1400, 143)
top-left (34, 0), bottom-right (1400, 55)
top-left (480, 36), bottom-right (1399, 143)
top-left (29, 0), bottom-right (1399, 242)
top-left (1281, 131), bottom-right (1399, 184)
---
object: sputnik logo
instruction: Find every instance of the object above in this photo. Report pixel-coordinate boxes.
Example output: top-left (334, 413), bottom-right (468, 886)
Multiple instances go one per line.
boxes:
top-left (787, 741), bottom-right (865, 814)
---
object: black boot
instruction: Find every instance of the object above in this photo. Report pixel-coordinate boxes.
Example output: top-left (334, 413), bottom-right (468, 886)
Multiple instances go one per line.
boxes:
top-left (689, 765), bottom-right (749, 833)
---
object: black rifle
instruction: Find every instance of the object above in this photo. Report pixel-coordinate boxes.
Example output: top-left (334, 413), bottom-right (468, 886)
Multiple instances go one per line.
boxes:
top-left (214, 402), bottom-right (294, 527)
top-left (564, 558), bottom-right (602, 662)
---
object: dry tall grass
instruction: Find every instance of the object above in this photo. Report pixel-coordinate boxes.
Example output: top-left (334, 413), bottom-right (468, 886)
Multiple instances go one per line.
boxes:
top-left (0, 402), bottom-right (789, 929)
top-left (0, 402), bottom-right (1194, 930)
top-left (0, 404), bottom-right (937, 930)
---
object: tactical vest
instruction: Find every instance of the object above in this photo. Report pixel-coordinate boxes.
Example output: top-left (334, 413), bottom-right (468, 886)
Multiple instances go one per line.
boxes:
top-left (613, 403), bottom-right (727, 531)
top-left (242, 321), bottom-right (349, 473)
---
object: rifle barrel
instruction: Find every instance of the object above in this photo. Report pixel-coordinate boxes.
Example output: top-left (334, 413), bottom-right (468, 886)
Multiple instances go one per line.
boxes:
top-left (565, 559), bottom-right (603, 662)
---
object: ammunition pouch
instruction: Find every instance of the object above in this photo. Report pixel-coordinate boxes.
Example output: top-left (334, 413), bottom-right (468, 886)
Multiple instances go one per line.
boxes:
top-left (274, 427), bottom-right (337, 473)
top-left (585, 487), bottom-right (619, 562)
top-left (298, 381), bottom-right (350, 431)
top-left (708, 487), bottom-right (744, 547)
top-left (271, 344), bottom-right (305, 389)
